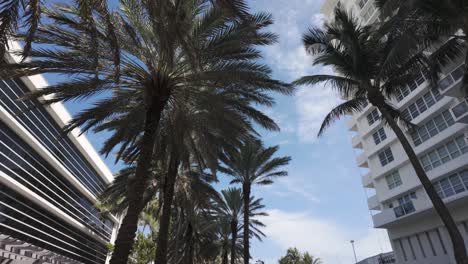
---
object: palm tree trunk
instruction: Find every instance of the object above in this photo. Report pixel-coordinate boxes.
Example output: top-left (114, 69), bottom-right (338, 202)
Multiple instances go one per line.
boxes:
top-left (463, 21), bottom-right (468, 97)
top-left (109, 99), bottom-right (166, 264)
top-left (242, 184), bottom-right (250, 264)
top-left (379, 107), bottom-right (468, 264)
top-left (222, 247), bottom-right (229, 264)
top-left (230, 220), bottom-right (238, 264)
top-left (154, 150), bottom-right (180, 264)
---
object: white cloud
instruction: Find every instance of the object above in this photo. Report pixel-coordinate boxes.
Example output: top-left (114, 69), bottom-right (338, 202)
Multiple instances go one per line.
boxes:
top-left (295, 76), bottom-right (342, 143)
top-left (266, 177), bottom-right (321, 203)
top-left (259, 209), bottom-right (392, 264)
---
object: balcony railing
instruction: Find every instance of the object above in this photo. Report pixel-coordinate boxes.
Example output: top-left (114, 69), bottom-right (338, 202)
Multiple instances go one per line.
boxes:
top-left (393, 201), bottom-right (416, 218)
top-left (452, 99), bottom-right (468, 119)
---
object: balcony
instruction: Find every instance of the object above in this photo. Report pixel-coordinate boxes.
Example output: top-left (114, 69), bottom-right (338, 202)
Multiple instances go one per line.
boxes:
top-left (356, 152), bottom-right (368, 168)
top-left (373, 200), bottom-right (418, 228)
top-left (367, 195), bottom-right (380, 210)
top-left (438, 64), bottom-right (465, 97)
top-left (361, 171), bottom-right (374, 188)
top-left (451, 99), bottom-right (468, 124)
top-left (351, 135), bottom-right (363, 149)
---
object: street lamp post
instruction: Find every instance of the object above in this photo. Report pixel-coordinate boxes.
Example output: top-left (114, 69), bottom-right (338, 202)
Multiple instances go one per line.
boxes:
top-left (350, 240), bottom-right (358, 263)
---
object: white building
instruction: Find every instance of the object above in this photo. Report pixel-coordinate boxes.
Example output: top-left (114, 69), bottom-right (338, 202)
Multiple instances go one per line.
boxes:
top-left (321, 1), bottom-right (468, 264)
top-left (0, 43), bottom-right (118, 264)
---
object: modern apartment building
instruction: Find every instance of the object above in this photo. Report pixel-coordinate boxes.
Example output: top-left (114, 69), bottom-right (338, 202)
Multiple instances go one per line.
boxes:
top-left (321, 1), bottom-right (468, 264)
top-left (0, 42), bottom-right (118, 263)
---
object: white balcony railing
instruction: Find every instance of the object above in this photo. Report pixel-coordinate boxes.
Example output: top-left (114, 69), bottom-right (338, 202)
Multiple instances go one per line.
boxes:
top-left (351, 134), bottom-right (363, 149)
top-left (367, 195), bottom-right (380, 210)
top-left (356, 152), bottom-right (368, 168)
top-left (361, 171), bottom-right (374, 188)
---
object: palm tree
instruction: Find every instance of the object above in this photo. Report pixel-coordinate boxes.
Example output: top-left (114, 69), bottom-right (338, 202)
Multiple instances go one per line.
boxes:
top-left (376, 0), bottom-right (468, 94)
top-left (294, 7), bottom-right (468, 264)
top-left (220, 140), bottom-right (290, 264)
top-left (2, 1), bottom-right (291, 263)
top-left (278, 248), bottom-right (321, 264)
top-left (215, 188), bottom-right (268, 264)
top-left (216, 188), bottom-right (243, 264)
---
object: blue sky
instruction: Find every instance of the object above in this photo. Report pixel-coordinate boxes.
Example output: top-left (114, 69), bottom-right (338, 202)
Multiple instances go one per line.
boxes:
top-left (59, 0), bottom-right (392, 263)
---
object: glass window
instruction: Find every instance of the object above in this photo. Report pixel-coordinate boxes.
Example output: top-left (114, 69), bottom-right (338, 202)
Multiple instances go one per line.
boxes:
top-left (447, 141), bottom-right (461, 159)
top-left (434, 182), bottom-right (444, 198)
top-left (424, 92), bottom-right (435, 108)
top-left (436, 146), bottom-right (450, 163)
top-left (415, 72), bottom-right (425, 85)
top-left (456, 136), bottom-right (468, 153)
top-left (378, 147), bottom-right (394, 166)
top-left (432, 88), bottom-right (443, 101)
top-left (419, 126), bottom-right (430, 142)
top-left (451, 64), bottom-right (465, 81)
top-left (440, 178), bottom-right (455, 197)
top-left (373, 127), bottom-right (387, 145)
top-left (434, 115), bottom-right (447, 131)
top-left (426, 120), bottom-right (438, 137)
top-left (429, 151), bottom-right (441, 168)
top-left (460, 170), bottom-right (468, 189)
top-left (438, 75), bottom-right (454, 91)
top-left (443, 111), bottom-right (455, 126)
top-left (367, 109), bottom-right (380, 126)
top-left (421, 155), bottom-right (432, 171)
top-left (416, 98), bottom-right (427, 113)
top-left (386, 171), bottom-right (402, 189)
top-left (409, 104), bottom-right (419, 119)
top-left (402, 108), bottom-right (412, 121)
top-left (449, 175), bottom-right (465, 194)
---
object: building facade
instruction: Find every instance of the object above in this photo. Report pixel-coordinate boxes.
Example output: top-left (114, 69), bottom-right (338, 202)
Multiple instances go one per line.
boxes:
top-left (321, 1), bottom-right (468, 264)
top-left (0, 43), bottom-right (118, 264)
top-left (356, 252), bottom-right (396, 264)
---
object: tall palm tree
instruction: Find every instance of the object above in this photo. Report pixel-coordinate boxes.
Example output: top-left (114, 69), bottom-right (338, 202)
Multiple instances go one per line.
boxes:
top-left (215, 188), bottom-right (268, 264)
top-left (2, 1), bottom-right (291, 263)
top-left (220, 140), bottom-right (290, 264)
top-left (376, 0), bottom-right (468, 94)
top-left (216, 188), bottom-right (244, 264)
top-left (294, 7), bottom-right (468, 264)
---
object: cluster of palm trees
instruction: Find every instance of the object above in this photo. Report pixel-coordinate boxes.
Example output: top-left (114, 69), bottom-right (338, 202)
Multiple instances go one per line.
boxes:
top-left (294, 1), bottom-right (468, 263)
top-left (0, 0), bottom-right (292, 264)
top-left (2, 0), bottom-right (468, 263)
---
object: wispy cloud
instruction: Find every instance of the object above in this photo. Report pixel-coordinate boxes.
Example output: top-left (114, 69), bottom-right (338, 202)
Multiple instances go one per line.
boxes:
top-left (264, 177), bottom-right (321, 203)
top-left (259, 209), bottom-right (392, 264)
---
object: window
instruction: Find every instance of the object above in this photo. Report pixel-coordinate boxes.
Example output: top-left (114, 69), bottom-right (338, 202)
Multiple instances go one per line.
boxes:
top-left (419, 136), bottom-right (468, 172)
top-left (433, 170), bottom-right (468, 199)
top-left (367, 109), bottom-right (380, 125)
top-left (386, 170), bottom-right (402, 189)
top-left (439, 63), bottom-right (465, 91)
top-left (395, 72), bottom-right (426, 102)
top-left (372, 127), bottom-right (387, 145)
top-left (378, 147), bottom-right (394, 166)
top-left (401, 87), bottom-right (443, 121)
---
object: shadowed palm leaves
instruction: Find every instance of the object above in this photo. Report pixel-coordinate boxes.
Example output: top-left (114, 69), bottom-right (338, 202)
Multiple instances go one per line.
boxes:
top-left (220, 140), bottom-right (290, 264)
top-left (2, 1), bottom-right (291, 263)
top-left (294, 7), bottom-right (467, 264)
top-left (0, 0), bottom-right (120, 70)
top-left (376, 0), bottom-right (468, 95)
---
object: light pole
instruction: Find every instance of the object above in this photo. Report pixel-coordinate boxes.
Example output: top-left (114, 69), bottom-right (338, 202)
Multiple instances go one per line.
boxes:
top-left (350, 240), bottom-right (358, 263)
